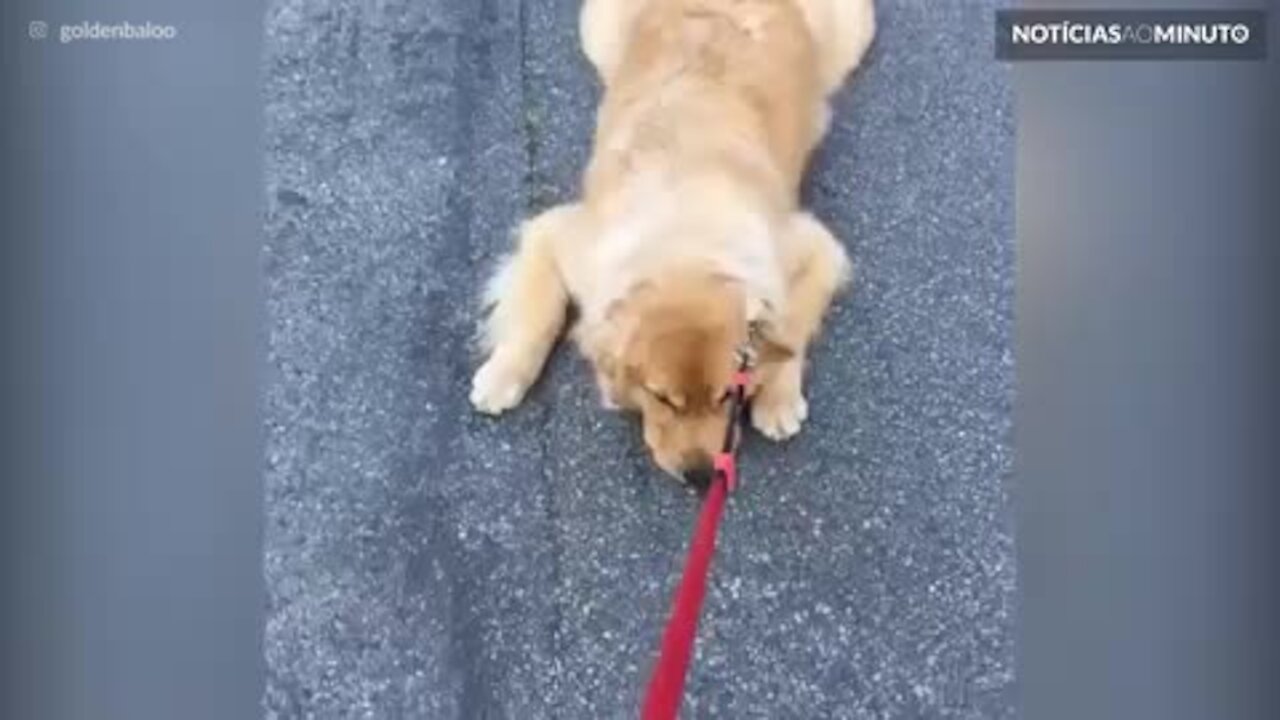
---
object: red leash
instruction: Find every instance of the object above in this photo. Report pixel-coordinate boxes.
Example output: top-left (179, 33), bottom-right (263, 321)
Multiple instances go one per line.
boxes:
top-left (641, 366), bottom-right (750, 719)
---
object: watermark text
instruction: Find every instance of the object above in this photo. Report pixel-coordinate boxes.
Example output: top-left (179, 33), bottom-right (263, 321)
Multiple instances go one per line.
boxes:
top-left (27, 20), bottom-right (179, 44)
top-left (996, 10), bottom-right (1266, 60)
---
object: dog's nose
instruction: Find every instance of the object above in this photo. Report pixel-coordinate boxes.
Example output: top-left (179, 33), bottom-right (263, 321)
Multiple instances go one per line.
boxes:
top-left (680, 452), bottom-right (716, 492)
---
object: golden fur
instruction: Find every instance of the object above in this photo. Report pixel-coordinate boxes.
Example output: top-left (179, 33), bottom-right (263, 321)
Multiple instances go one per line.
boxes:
top-left (471, 0), bottom-right (875, 480)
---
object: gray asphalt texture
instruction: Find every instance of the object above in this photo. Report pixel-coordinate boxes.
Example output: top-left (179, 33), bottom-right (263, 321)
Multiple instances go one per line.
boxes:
top-left (264, 1), bottom-right (1014, 718)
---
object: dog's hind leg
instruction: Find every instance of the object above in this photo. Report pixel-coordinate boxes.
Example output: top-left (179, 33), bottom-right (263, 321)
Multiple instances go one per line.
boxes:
top-left (580, 0), bottom-right (648, 84)
top-left (751, 212), bottom-right (851, 440)
top-left (795, 0), bottom-right (876, 96)
top-left (470, 204), bottom-right (580, 414)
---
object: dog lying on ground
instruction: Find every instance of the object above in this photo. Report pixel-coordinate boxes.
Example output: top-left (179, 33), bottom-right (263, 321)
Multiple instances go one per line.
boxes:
top-left (471, 0), bottom-right (875, 483)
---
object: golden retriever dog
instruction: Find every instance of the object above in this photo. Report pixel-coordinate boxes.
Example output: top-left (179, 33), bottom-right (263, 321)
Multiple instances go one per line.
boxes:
top-left (471, 0), bottom-right (875, 483)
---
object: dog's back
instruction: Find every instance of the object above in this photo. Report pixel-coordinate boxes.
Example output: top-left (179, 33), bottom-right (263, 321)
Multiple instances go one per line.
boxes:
top-left (583, 0), bottom-right (825, 212)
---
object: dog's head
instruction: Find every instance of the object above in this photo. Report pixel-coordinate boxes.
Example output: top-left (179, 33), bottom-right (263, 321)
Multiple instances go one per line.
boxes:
top-left (579, 273), bottom-right (792, 483)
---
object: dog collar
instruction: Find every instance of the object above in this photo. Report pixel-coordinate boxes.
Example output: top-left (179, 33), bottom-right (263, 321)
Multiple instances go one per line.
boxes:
top-left (734, 319), bottom-right (764, 371)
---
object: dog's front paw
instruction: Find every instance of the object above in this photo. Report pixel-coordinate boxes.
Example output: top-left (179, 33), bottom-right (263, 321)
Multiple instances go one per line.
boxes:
top-left (470, 358), bottom-right (532, 415)
top-left (751, 389), bottom-right (809, 441)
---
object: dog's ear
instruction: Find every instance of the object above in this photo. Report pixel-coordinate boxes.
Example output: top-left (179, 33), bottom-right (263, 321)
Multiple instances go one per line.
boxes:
top-left (576, 319), bottom-right (617, 371)
top-left (576, 289), bottom-right (640, 379)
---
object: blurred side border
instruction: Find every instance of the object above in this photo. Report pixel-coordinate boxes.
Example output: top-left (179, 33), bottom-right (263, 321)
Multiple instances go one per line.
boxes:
top-left (1015, 2), bottom-right (1279, 719)
top-left (2, 2), bottom-right (265, 720)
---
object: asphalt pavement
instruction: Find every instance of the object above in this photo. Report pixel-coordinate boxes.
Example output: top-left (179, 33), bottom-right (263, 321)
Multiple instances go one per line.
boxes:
top-left (264, 1), bottom-right (1014, 717)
